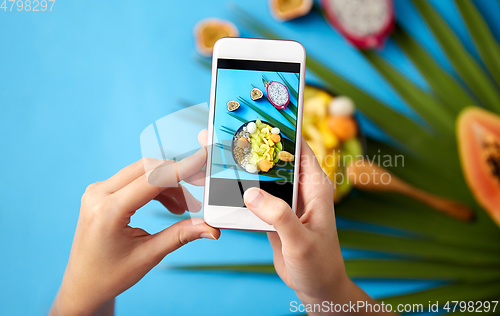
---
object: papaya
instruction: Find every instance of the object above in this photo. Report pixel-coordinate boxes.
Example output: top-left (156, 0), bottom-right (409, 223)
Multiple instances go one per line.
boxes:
top-left (457, 107), bottom-right (500, 226)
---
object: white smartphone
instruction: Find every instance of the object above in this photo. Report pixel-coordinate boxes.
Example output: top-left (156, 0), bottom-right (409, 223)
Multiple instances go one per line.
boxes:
top-left (203, 37), bottom-right (306, 231)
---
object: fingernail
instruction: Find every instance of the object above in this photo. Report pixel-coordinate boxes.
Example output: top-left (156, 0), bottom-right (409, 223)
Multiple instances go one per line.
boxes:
top-left (244, 188), bottom-right (264, 208)
top-left (200, 232), bottom-right (217, 240)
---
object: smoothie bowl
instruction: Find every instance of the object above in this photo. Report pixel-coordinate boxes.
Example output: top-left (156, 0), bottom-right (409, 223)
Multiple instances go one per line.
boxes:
top-left (231, 118), bottom-right (293, 174)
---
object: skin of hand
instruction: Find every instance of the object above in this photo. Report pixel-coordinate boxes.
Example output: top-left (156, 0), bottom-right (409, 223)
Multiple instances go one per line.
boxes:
top-left (50, 131), bottom-right (220, 316)
top-left (243, 138), bottom-right (393, 315)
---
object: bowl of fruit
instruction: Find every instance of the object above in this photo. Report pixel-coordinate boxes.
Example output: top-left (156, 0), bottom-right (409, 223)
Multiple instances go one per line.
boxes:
top-left (232, 118), bottom-right (294, 174)
top-left (302, 84), bottom-right (365, 202)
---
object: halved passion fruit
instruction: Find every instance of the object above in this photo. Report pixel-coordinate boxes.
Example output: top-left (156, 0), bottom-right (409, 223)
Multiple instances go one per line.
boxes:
top-left (269, 0), bottom-right (313, 21)
top-left (251, 88), bottom-right (263, 101)
top-left (194, 18), bottom-right (239, 56)
top-left (227, 100), bottom-right (240, 112)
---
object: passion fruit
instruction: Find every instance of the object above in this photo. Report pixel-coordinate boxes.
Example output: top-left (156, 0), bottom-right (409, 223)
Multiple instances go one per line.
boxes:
top-left (270, 0), bottom-right (313, 21)
top-left (194, 18), bottom-right (239, 56)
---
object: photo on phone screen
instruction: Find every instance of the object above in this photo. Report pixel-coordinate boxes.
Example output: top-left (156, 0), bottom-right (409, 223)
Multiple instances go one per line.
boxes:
top-left (209, 59), bottom-right (300, 208)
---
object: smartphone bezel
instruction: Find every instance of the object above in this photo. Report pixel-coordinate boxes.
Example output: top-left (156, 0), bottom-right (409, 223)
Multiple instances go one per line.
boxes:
top-left (203, 37), bottom-right (306, 231)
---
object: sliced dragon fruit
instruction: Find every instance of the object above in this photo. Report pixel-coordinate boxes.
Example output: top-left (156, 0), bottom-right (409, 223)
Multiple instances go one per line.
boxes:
top-left (265, 81), bottom-right (289, 110)
top-left (321, 0), bottom-right (394, 49)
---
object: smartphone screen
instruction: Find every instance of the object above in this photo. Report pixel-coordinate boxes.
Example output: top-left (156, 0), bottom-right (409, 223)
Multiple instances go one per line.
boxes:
top-left (209, 58), bottom-right (300, 208)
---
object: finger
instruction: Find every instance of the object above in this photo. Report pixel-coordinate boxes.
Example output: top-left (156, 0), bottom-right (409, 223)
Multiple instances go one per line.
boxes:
top-left (299, 137), bottom-right (329, 182)
top-left (112, 147), bottom-right (206, 218)
top-left (146, 218), bottom-right (220, 260)
top-left (179, 129), bottom-right (209, 187)
top-left (179, 184), bottom-right (203, 213)
top-left (99, 130), bottom-right (208, 194)
top-left (267, 232), bottom-right (285, 272)
top-left (198, 129), bottom-right (208, 147)
top-left (298, 138), bottom-right (335, 211)
top-left (244, 188), bottom-right (307, 246)
top-left (155, 184), bottom-right (202, 214)
top-left (267, 232), bottom-right (294, 287)
top-left (183, 169), bottom-right (206, 186)
top-left (146, 146), bottom-right (207, 187)
top-left (98, 158), bottom-right (148, 194)
top-left (155, 187), bottom-right (185, 215)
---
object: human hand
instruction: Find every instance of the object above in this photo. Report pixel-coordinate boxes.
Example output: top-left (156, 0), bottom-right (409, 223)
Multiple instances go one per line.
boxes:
top-left (243, 138), bottom-right (381, 314)
top-left (50, 131), bottom-right (220, 316)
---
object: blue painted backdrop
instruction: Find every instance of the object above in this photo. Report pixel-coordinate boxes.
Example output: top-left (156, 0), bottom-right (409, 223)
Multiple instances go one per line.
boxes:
top-left (1, 0), bottom-right (500, 315)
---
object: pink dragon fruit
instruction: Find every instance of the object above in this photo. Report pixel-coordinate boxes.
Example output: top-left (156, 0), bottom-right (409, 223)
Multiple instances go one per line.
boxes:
top-left (321, 0), bottom-right (394, 49)
top-left (265, 81), bottom-right (289, 110)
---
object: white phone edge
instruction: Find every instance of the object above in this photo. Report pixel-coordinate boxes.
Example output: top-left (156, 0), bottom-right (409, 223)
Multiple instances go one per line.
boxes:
top-left (203, 37), bottom-right (306, 232)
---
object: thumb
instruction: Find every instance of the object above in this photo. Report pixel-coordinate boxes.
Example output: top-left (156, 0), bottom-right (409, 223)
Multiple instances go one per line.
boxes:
top-left (244, 188), bottom-right (306, 245)
top-left (148, 219), bottom-right (220, 259)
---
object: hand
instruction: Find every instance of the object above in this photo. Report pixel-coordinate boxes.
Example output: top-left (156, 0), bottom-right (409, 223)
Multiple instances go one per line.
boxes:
top-left (243, 138), bottom-right (387, 314)
top-left (50, 131), bottom-right (220, 316)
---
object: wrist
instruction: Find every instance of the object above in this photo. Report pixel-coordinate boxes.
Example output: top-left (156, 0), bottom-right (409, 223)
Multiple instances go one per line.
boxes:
top-left (51, 276), bottom-right (111, 316)
top-left (296, 272), bottom-right (353, 307)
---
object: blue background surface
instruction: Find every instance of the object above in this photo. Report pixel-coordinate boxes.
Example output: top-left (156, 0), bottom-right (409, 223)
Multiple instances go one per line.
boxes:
top-left (212, 69), bottom-right (298, 181)
top-left (1, 0), bottom-right (500, 315)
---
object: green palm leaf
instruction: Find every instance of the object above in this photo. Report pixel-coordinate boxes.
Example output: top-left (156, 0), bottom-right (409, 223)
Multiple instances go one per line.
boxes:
top-left (336, 191), bottom-right (500, 251)
top-left (391, 26), bottom-right (475, 115)
top-left (411, 0), bottom-right (500, 113)
top-left (230, 5), bottom-right (460, 173)
top-left (364, 137), bottom-right (472, 204)
top-left (251, 84), bottom-right (297, 128)
top-left (212, 163), bottom-right (292, 180)
top-left (228, 112), bottom-right (247, 124)
top-left (237, 96), bottom-right (295, 139)
top-left (344, 260), bottom-right (500, 282)
top-left (306, 56), bottom-right (460, 172)
top-left (338, 230), bottom-right (500, 265)
top-left (176, 260), bottom-right (500, 282)
top-left (381, 282), bottom-right (500, 308)
top-left (277, 72), bottom-right (299, 101)
top-left (362, 50), bottom-right (456, 136)
top-left (277, 109), bottom-right (297, 129)
top-left (455, 0), bottom-right (500, 91)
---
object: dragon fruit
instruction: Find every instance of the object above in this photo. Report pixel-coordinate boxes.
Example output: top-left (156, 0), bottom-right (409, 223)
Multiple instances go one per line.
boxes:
top-left (265, 81), bottom-right (289, 110)
top-left (321, 0), bottom-right (394, 49)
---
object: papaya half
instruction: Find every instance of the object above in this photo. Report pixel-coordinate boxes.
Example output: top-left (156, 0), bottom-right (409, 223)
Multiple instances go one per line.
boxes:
top-left (457, 107), bottom-right (500, 226)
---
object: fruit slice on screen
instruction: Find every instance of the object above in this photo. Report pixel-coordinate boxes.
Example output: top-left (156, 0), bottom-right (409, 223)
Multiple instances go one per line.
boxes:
top-left (265, 81), bottom-right (290, 109)
top-left (194, 18), bottom-right (239, 56)
top-left (321, 0), bottom-right (394, 49)
top-left (251, 88), bottom-right (263, 101)
top-left (269, 0), bottom-right (313, 21)
top-left (227, 100), bottom-right (240, 111)
top-left (457, 107), bottom-right (500, 226)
